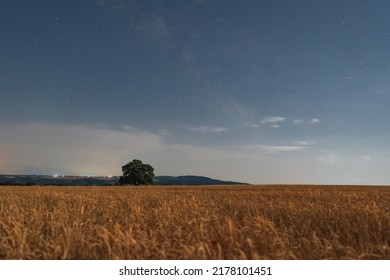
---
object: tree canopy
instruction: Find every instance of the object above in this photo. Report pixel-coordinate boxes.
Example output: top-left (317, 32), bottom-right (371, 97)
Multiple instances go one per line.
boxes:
top-left (119, 159), bottom-right (154, 186)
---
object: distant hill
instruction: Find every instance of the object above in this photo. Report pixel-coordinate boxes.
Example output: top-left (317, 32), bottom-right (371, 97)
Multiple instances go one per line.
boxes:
top-left (0, 175), bottom-right (248, 186)
top-left (154, 175), bottom-right (248, 185)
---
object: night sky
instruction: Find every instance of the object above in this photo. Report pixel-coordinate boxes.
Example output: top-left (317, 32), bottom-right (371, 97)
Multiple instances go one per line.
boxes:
top-left (1, 0), bottom-right (390, 184)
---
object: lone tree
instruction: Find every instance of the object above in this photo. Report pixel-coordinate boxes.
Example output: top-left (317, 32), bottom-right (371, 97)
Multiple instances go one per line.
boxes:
top-left (119, 159), bottom-right (155, 185)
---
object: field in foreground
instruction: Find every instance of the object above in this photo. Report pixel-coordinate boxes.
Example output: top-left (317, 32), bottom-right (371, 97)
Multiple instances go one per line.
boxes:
top-left (0, 185), bottom-right (389, 259)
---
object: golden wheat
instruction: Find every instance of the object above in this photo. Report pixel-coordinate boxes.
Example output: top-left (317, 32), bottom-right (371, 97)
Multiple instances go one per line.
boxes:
top-left (0, 185), bottom-right (389, 259)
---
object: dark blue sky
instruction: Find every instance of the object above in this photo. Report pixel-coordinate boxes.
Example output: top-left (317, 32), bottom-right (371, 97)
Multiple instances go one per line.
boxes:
top-left (1, 0), bottom-right (390, 184)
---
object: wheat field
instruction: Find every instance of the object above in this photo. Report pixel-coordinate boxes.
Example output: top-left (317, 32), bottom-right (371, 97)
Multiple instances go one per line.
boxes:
top-left (0, 185), bottom-right (389, 259)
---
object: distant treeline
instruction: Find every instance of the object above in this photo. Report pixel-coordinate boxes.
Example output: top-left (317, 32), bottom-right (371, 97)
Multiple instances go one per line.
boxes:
top-left (0, 175), bottom-right (118, 186)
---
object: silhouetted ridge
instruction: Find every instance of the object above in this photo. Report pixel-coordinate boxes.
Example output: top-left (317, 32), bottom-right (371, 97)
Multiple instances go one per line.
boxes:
top-left (154, 175), bottom-right (248, 185)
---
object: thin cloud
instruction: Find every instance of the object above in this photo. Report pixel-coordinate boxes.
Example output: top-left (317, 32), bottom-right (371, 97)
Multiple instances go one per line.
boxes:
top-left (293, 118), bottom-right (321, 124)
top-left (242, 144), bottom-right (306, 153)
top-left (260, 116), bottom-right (285, 124)
top-left (246, 123), bottom-right (261, 128)
top-left (189, 126), bottom-right (228, 133)
top-left (309, 118), bottom-right (321, 124)
top-left (292, 140), bottom-right (315, 146)
top-left (260, 145), bottom-right (306, 153)
top-left (293, 119), bottom-right (304, 124)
